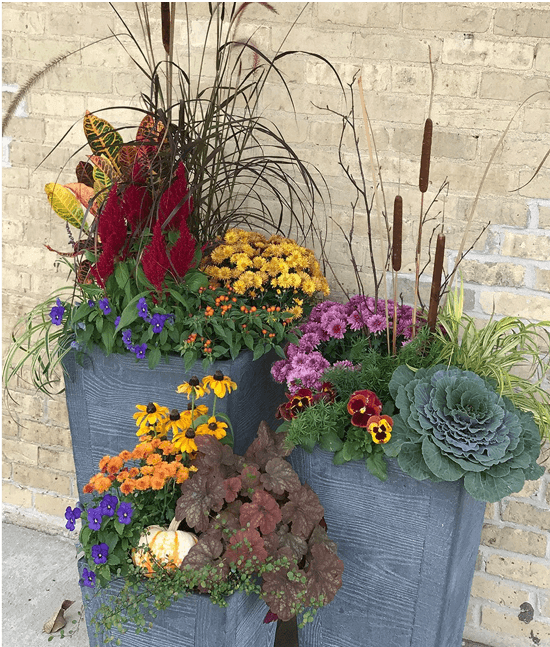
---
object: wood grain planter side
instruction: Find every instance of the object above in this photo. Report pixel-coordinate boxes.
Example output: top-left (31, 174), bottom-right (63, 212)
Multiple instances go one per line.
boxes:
top-left (63, 347), bottom-right (284, 500)
top-left (290, 445), bottom-right (486, 647)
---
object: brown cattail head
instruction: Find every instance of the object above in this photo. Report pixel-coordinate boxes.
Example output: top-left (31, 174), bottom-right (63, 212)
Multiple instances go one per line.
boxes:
top-left (161, 3), bottom-right (172, 55)
top-left (419, 118), bottom-right (433, 193)
top-left (427, 233), bottom-right (446, 331)
top-left (392, 195), bottom-right (403, 272)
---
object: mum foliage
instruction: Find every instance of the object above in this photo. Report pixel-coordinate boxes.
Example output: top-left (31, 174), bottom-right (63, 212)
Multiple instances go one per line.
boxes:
top-left (385, 364), bottom-right (544, 502)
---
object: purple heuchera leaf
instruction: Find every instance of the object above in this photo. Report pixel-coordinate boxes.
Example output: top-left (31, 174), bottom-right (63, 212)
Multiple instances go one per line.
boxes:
top-left (240, 490), bottom-right (282, 535)
top-left (281, 484), bottom-right (325, 540)
top-left (244, 421), bottom-right (291, 469)
top-left (260, 457), bottom-right (302, 495)
top-left (305, 543), bottom-right (344, 607)
top-left (261, 548), bottom-right (307, 622)
top-left (175, 472), bottom-right (226, 533)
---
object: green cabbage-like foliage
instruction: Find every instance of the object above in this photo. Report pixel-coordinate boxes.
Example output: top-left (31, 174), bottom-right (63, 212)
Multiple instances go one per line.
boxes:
top-left (385, 364), bottom-right (544, 502)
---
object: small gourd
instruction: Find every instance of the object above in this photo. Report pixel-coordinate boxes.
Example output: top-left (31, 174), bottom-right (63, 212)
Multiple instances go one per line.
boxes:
top-left (132, 517), bottom-right (197, 576)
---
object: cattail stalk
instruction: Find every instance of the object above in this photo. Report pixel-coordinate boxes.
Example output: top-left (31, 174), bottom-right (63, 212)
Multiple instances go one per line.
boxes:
top-left (412, 118), bottom-right (433, 337)
top-left (427, 234), bottom-right (445, 331)
top-left (392, 195), bottom-right (402, 355)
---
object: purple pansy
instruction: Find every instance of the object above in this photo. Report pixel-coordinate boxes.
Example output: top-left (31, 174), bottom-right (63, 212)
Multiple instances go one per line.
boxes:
top-left (91, 543), bottom-right (109, 565)
top-left (99, 298), bottom-right (111, 315)
top-left (88, 299), bottom-right (95, 308)
top-left (80, 567), bottom-right (96, 588)
top-left (64, 505), bottom-right (82, 531)
top-left (114, 316), bottom-right (121, 328)
top-left (49, 298), bottom-right (65, 326)
top-left (99, 494), bottom-right (118, 517)
top-left (122, 329), bottom-right (133, 349)
top-left (137, 298), bottom-right (149, 320)
top-left (133, 343), bottom-right (147, 359)
top-left (86, 507), bottom-right (103, 531)
top-left (117, 501), bottom-right (133, 525)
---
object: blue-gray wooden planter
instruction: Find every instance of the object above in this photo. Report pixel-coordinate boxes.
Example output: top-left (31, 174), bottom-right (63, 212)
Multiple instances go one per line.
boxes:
top-left (290, 445), bottom-right (486, 647)
top-left (78, 560), bottom-right (276, 647)
top-left (63, 347), bottom-right (284, 500)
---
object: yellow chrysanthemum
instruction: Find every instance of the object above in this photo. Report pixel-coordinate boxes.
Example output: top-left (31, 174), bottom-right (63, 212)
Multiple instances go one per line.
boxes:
top-left (202, 371), bottom-right (237, 398)
top-left (210, 245), bottom-right (233, 264)
top-left (224, 230), bottom-right (241, 244)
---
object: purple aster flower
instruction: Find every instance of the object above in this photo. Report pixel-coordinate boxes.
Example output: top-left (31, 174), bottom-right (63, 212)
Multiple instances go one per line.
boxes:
top-left (99, 494), bottom-right (118, 517)
top-left (80, 567), bottom-right (96, 588)
top-left (91, 543), bottom-right (109, 565)
top-left (133, 343), bottom-right (147, 359)
top-left (99, 298), bottom-right (111, 315)
top-left (86, 507), bottom-right (103, 531)
top-left (114, 316), bottom-right (121, 328)
top-left (117, 501), bottom-right (133, 525)
top-left (49, 299), bottom-right (65, 326)
top-left (137, 298), bottom-right (149, 320)
top-left (348, 309), bottom-right (366, 331)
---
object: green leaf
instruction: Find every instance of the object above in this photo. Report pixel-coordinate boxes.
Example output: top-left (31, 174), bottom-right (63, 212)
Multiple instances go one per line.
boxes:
top-left (169, 289), bottom-right (190, 308)
top-left (184, 350), bottom-right (198, 371)
top-left (243, 333), bottom-right (255, 351)
top-left (253, 343), bottom-right (266, 361)
top-left (332, 449), bottom-right (348, 465)
top-left (342, 441), bottom-right (363, 462)
top-left (115, 262), bottom-right (130, 291)
top-left (71, 301), bottom-right (93, 323)
top-left (318, 432), bottom-right (343, 452)
top-left (117, 291), bottom-right (150, 330)
top-left (299, 436), bottom-right (317, 453)
top-left (463, 470), bottom-right (523, 503)
top-left (148, 347), bottom-right (161, 369)
top-left (365, 452), bottom-right (388, 481)
top-left (101, 326), bottom-right (115, 355)
top-left (397, 442), bottom-right (432, 481)
top-left (184, 269), bottom-right (209, 292)
top-left (421, 437), bottom-right (465, 482)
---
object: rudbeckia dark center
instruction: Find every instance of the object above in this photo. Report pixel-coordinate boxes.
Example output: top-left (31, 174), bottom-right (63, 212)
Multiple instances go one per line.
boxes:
top-left (146, 402), bottom-right (157, 414)
top-left (185, 428), bottom-right (196, 438)
top-left (208, 422), bottom-right (218, 430)
top-left (170, 409), bottom-right (180, 421)
top-left (189, 376), bottom-right (200, 386)
top-left (213, 370), bottom-right (224, 381)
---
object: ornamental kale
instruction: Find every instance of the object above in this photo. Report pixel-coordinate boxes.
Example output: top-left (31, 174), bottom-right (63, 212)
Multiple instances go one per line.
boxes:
top-left (385, 364), bottom-right (544, 502)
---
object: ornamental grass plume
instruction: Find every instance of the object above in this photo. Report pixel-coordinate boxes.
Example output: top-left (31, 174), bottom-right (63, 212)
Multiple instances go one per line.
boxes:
top-left (3, 2), bottom-right (338, 393)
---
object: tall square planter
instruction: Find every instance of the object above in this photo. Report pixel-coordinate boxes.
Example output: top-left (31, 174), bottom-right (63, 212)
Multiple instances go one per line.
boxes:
top-left (63, 347), bottom-right (284, 499)
top-left (290, 446), bottom-right (486, 647)
top-left (78, 560), bottom-right (276, 647)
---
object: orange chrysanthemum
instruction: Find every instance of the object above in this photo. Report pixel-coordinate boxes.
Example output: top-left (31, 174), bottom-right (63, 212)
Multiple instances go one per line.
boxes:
top-left (146, 453), bottom-right (162, 466)
top-left (120, 480), bottom-right (136, 495)
top-left (107, 456), bottom-right (124, 474)
top-left (119, 450), bottom-right (132, 462)
top-left (135, 476), bottom-right (151, 491)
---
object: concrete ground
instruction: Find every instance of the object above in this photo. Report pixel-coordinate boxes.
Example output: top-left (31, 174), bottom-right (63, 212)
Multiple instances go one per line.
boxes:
top-left (2, 521), bottom-right (490, 647)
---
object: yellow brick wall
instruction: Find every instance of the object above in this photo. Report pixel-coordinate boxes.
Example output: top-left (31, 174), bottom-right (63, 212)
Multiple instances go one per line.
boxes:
top-left (3, 4), bottom-right (549, 646)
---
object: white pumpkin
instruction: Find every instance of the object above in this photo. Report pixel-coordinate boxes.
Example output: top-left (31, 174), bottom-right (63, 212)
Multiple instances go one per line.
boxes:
top-left (133, 517), bottom-right (197, 576)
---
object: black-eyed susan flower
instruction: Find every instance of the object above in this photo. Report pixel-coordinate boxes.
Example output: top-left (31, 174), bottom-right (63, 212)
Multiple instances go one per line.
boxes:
top-left (172, 427), bottom-right (199, 453)
top-left (164, 409), bottom-right (187, 436)
top-left (133, 402), bottom-right (170, 428)
top-left (202, 370), bottom-right (237, 398)
top-left (177, 376), bottom-right (209, 399)
top-left (367, 415), bottom-right (393, 444)
top-left (196, 416), bottom-right (228, 440)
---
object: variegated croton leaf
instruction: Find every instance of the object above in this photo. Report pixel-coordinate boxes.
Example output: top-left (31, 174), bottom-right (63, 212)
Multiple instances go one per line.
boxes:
top-left (83, 111), bottom-right (123, 175)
